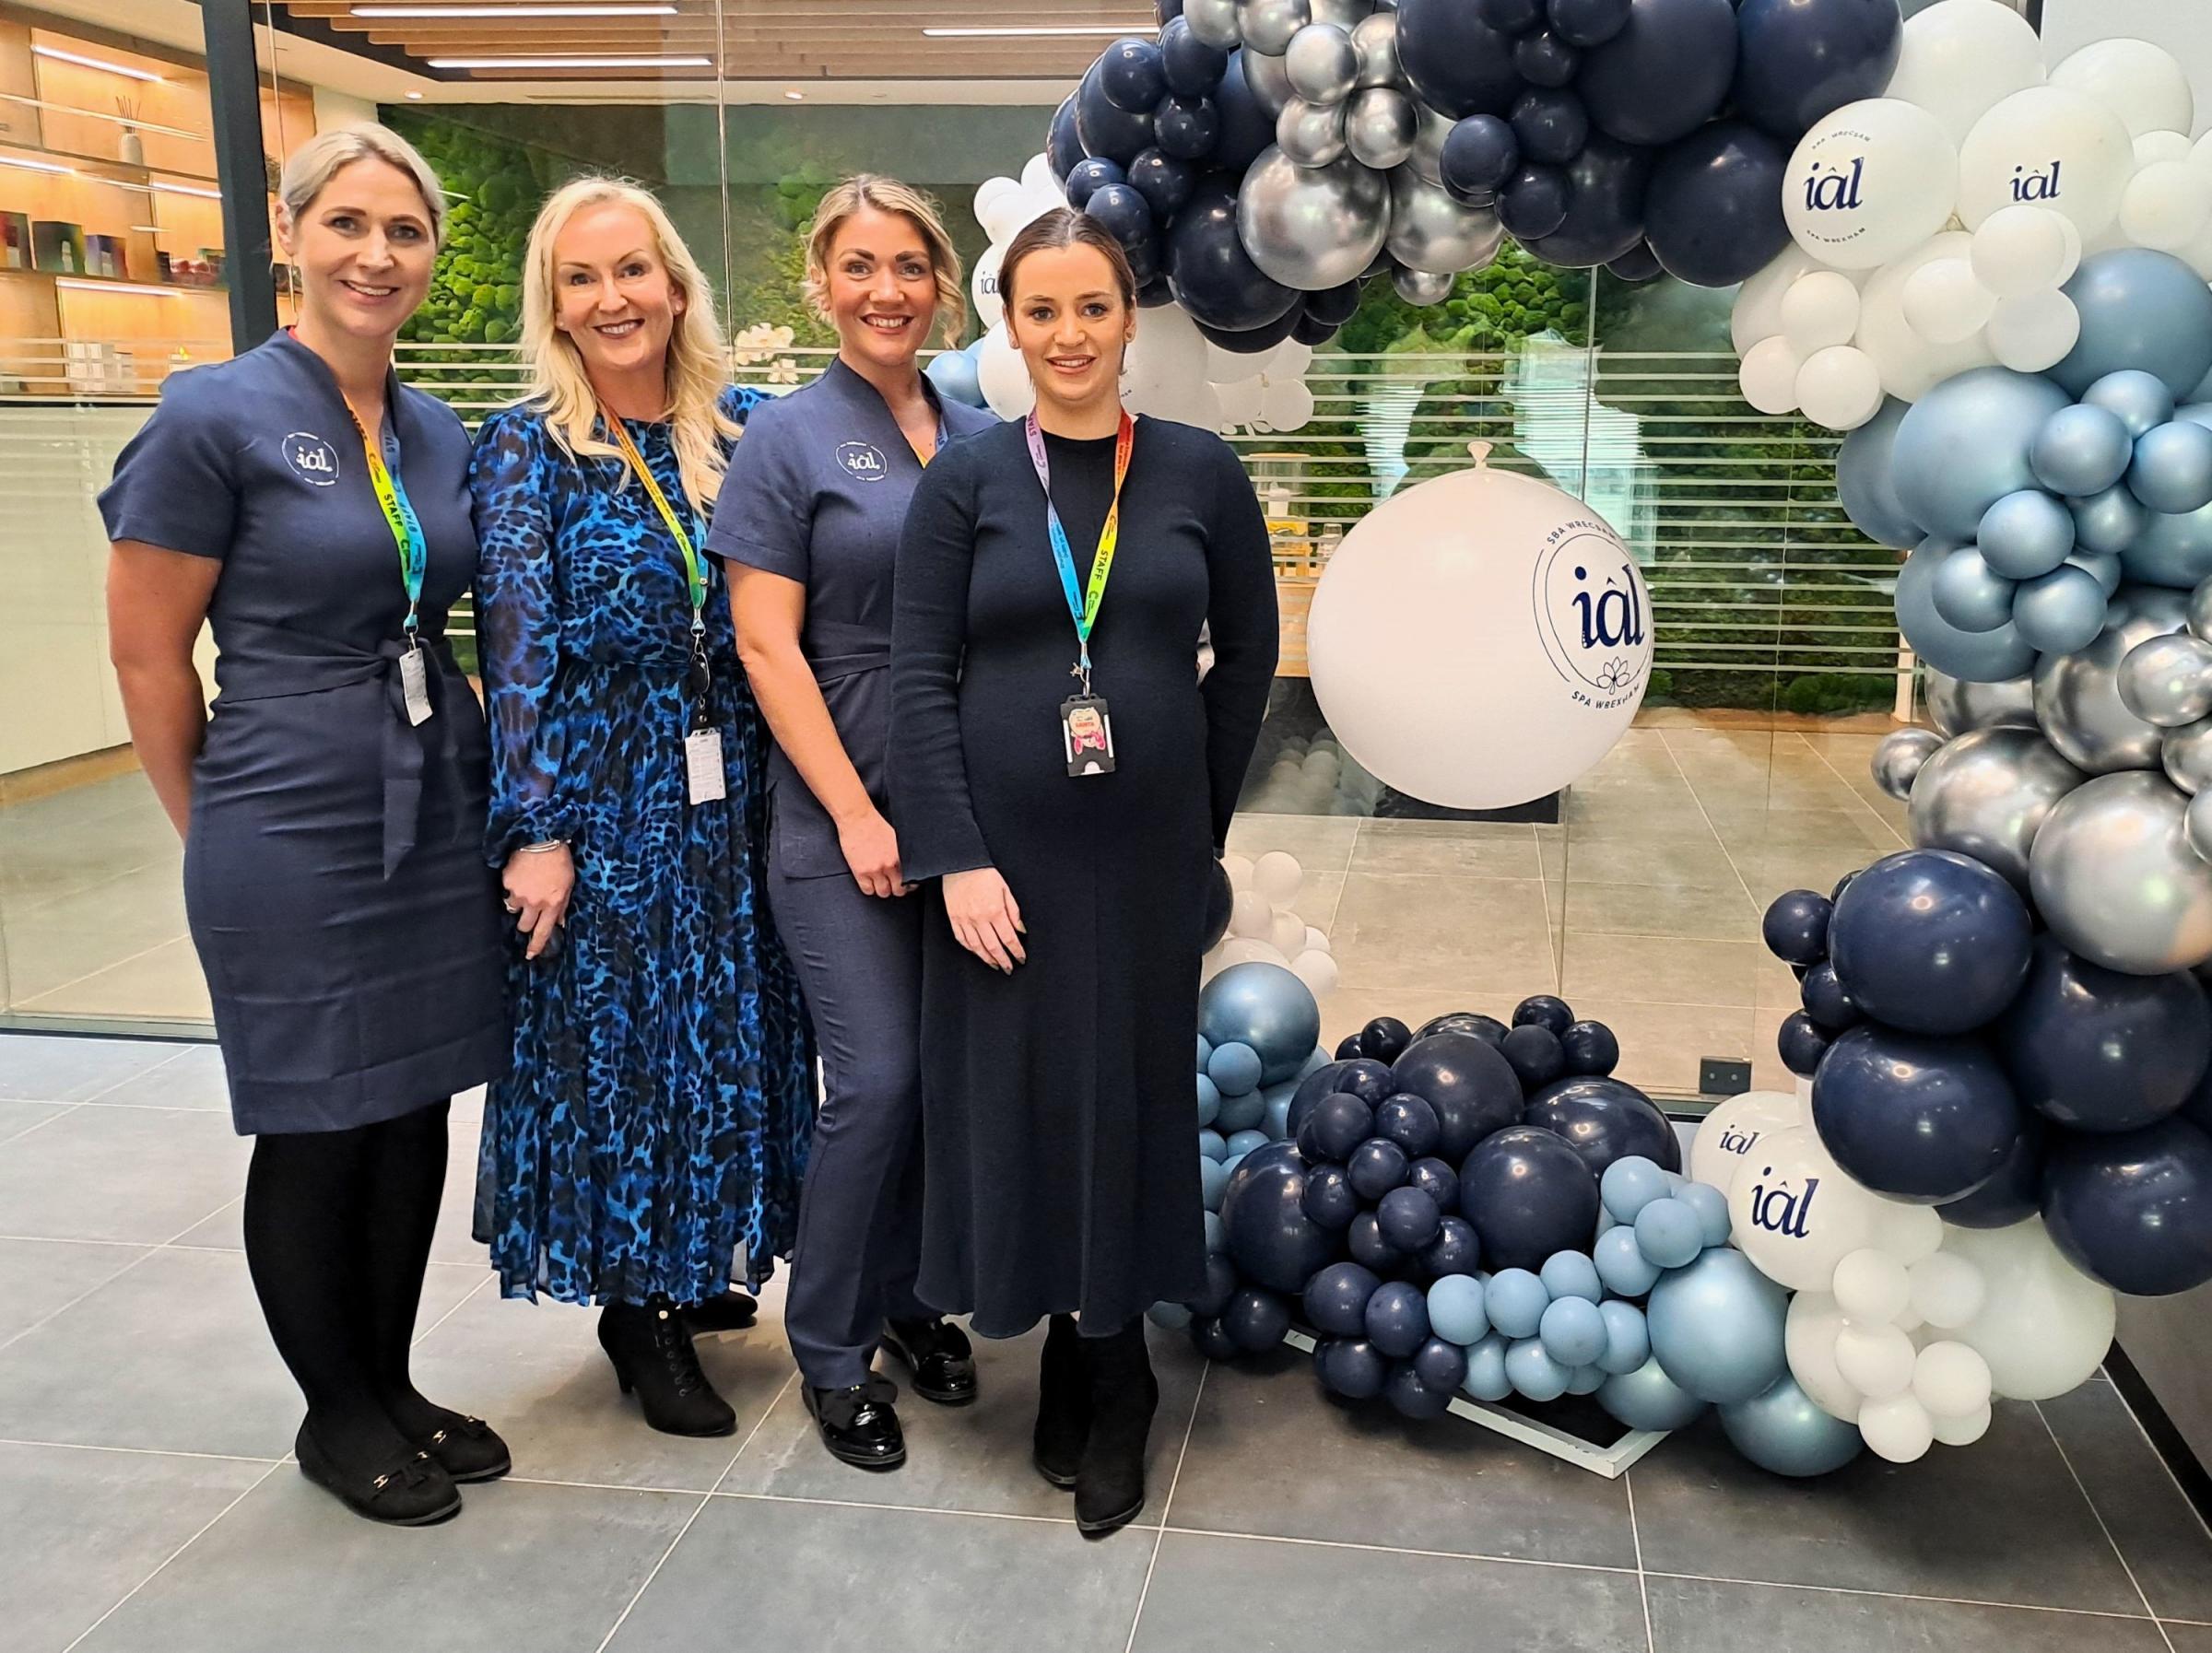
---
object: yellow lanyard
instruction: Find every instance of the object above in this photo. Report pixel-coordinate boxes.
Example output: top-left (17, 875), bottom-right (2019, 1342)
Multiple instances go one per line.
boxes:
top-left (604, 408), bottom-right (707, 633)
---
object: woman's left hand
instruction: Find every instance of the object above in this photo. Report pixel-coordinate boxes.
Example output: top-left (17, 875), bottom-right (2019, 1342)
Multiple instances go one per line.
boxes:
top-left (943, 866), bottom-right (1026, 973)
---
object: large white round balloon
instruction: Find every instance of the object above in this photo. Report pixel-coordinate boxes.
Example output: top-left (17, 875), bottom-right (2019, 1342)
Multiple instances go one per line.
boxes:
top-left (1780, 271), bottom-right (1863, 355)
top-left (1882, 0), bottom-right (2047, 147)
top-left (1724, 1125), bottom-right (1889, 1293)
top-left (971, 241), bottom-right (1006, 331)
top-left (1783, 1291), bottom-right (1861, 1422)
top-left (2121, 160), bottom-right (2212, 253)
top-left (1124, 303), bottom-right (1213, 423)
top-left (1901, 258), bottom-right (1996, 346)
top-left (1688, 1089), bottom-right (1803, 1198)
top-left (1796, 345), bottom-right (1884, 431)
top-left (1739, 335), bottom-right (1804, 416)
top-left (1260, 378), bottom-right (1316, 433)
top-left (1958, 86), bottom-right (2135, 238)
top-left (2050, 38), bottom-right (2195, 142)
top-left (1305, 452), bottom-right (1653, 811)
top-left (1784, 100), bottom-right (1960, 272)
top-left (1970, 204), bottom-right (2073, 299)
top-left (1854, 231), bottom-right (1999, 401)
top-left (974, 324), bottom-right (1035, 420)
top-left (1732, 246), bottom-right (1830, 354)
top-left (1940, 1219), bottom-right (2117, 1401)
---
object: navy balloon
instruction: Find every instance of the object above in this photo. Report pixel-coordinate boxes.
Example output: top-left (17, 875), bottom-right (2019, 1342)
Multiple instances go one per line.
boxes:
top-left (1385, 1363), bottom-right (1455, 1420)
top-left (1502, 1025), bottom-right (1568, 1091)
top-left (1364, 1280), bottom-right (1433, 1358)
top-left (1223, 1286), bottom-right (1292, 1353)
top-left (1999, 936), bottom-right (2212, 1134)
top-left (1836, 399), bottom-right (1924, 551)
top-left (1083, 182), bottom-right (1153, 252)
top-left (1190, 1253), bottom-right (1238, 1319)
top-left (1812, 1025), bottom-right (2027, 1204)
top-left (1154, 94), bottom-right (1221, 161)
top-left (2043, 1117), bottom-right (2212, 1296)
top-left (1420, 1013), bottom-right (1510, 1048)
top-left (1423, 1214), bottom-right (1482, 1277)
top-left (1317, 1337), bottom-right (1390, 1399)
top-left (1048, 96), bottom-right (1088, 183)
top-left (1159, 18), bottom-right (1229, 97)
top-left (1347, 1210), bottom-right (1406, 1274)
top-left (1829, 850), bottom-right (2033, 1035)
top-left (1523, 134), bottom-right (1654, 268)
top-left (1607, 242), bottom-right (1665, 283)
top-left (1937, 1113), bottom-right (2047, 1229)
top-left (1194, 304), bottom-right (1305, 358)
top-left (1379, 1186), bottom-right (1444, 1251)
top-left (1578, 0), bottom-right (1739, 147)
top-left (1191, 1317), bottom-right (1240, 1361)
top-left (1524, 1075), bottom-right (1684, 1178)
top-left (1307, 1093), bottom-right (1376, 1163)
top-left (1760, 888), bottom-right (1832, 967)
top-left (1304, 1260), bottom-right (1382, 1337)
top-left (1406, 1155), bottom-right (1461, 1212)
top-left (1076, 60), bottom-right (1159, 167)
top-left (1127, 150), bottom-right (1197, 220)
top-left (1478, 0), bottom-right (1545, 30)
top-left (1777, 1011), bottom-right (1831, 1080)
top-left (1500, 165), bottom-right (1573, 242)
top-left (1304, 280), bottom-right (1364, 328)
top-left (1514, 995), bottom-right (1576, 1036)
top-left (1169, 176), bottom-right (1301, 333)
top-left (1376, 1093), bottom-right (1443, 1157)
top-left (1301, 1162), bottom-right (1360, 1228)
top-left (1514, 29), bottom-right (1583, 86)
top-left (1560, 1020), bottom-right (1622, 1076)
top-left (1414, 1336), bottom-right (1471, 1394)
top-left (1392, 1032), bottom-right (1526, 1160)
top-left (1362, 1016), bottom-right (1416, 1064)
top-left (1219, 1148), bottom-right (1340, 1292)
top-left (1643, 121), bottom-right (1790, 289)
top-left (1100, 36), bottom-right (1169, 113)
top-left (1512, 88), bottom-right (1590, 167)
top-left (1396, 0), bottom-right (1525, 120)
top-left (1799, 961), bottom-right (1862, 1032)
top-left (1459, 1125), bottom-right (1604, 1272)
top-left (1733, 0), bottom-right (1903, 143)
top-left (1209, 51), bottom-right (1279, 173)
top-left (1348, 1136), bottom-right (1413, 1202)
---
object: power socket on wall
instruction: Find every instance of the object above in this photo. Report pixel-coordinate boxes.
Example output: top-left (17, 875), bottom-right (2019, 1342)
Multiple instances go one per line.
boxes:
top-left (1700, 1059), bottom-right (1753, 1097)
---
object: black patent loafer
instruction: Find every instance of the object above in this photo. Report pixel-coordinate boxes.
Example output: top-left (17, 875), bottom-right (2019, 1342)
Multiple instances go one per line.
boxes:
top-left (803, 1383), bottom-right (906, 1471)
top-left (881, 1316), bottom-right (979, 1407)
top-left (681, 1291), bottom-right (759, 1337)
top-left (295, 1421), bottom-right (462, 1527)
top-left (417, 1413), bottom-right (511, 1483)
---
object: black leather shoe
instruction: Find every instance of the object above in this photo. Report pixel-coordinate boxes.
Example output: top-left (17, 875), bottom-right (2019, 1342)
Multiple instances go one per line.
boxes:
top-left (295, 1420), bottom-right (462, 1527)
top-left (1075, 1321), bottom-right (1159, 1538)
top-left (882, 1316), bottom-right (979, 1407)
top-left (599, 1299), bottom-right (738, 1437)
top-left (415, 1413), bottom-right (512, 1483)
top-left (1033, 1314), bottom-right (1090, 1489)
top-left (803, 1383), bottom-right (906, 1471)
top-left (681, 1291), bottom-right (759, 1337)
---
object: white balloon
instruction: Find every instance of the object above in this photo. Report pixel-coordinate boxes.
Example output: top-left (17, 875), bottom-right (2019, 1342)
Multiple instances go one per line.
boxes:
top-left (1912, 1341), bottom-right (1994, 1420)
top-left (1124, 304), bottom-right (1212, 423)
top-left (1255, 339), bottom-right (1315, 381)
top-left (1883, 0), bottom-right (2046, 147)
top-left (2137, 132), bottom-right (2195, 168)
top-left (1222, 852), bottom-right (1255, 891)
top-left (2121, 160), bottom-right (2212, 252)
top-left (2050, 37), bottom-right (2194, 142)
top-left (1902, 257), bottom-right (1997, 345)
top-left (1796, 345), bottom-right (1885, 431)
top-left (1221, 936), bottom-right (1288, 969)
top-left (1855, 231), bottom-right (1998, 401)
top-left (1831, 1249), bottom-right (1912, 1326)
top-left (1215, 376), bottom-right (1266, 428)
top-left (971, 242), bottom-right (1006, 331)
top-left (1908, 1250), bottom-right (1987, 1330)
top-left (1836, 1322), bottom-right (1918, 1400)
top-left (1866, 1200), bottom-right (1944, 1266)
top-left (1784, 1291), bottom-right (1862, 1421)
top-left (1958, 87), bottom-right (2135, 238)
top-left (1725, 1125), bottom-right (1887, 1293)
top-left (1987, 289), bottom-right (2082, 374)
top-left (1230, 888), bottom-right (1275, 940)
top-left (1688, 1089), bottom-right (1803, 1198)
top-left (1932, 1403), bottom-right (1993, 1447)
top-left (1261, 378), bottom-right (1316, 434)
top-left (973, 176), bottom-right (1020, 226)
top-left (1784, 100), bottom-right (1960, 272)
top-left (1780, 271), bottom-right (1862, 354)
top-left (1304, 452), bottom-right (1653, 811)
top-left (1740, 335), bottom-right (1805, 416)
top-left (1733, 246), bottom-right (1830, 353)
top-left (1290, 948), bottom-right (1341, 994)
top-left (1253, 850), bottom-right (1305, 904)
top-left (1942, 1219), bottom-right (2116, 1401)
top-left (1302, 925), bottom-right (1332, 955)
top-left (1268, 909), bottom-right (1308, 956)
top-left (1859, 1393), bottom-right (1936, 1463)
top-left (974, 325), bottom-right (1034, 419)
top-left (1970, 204), bottom-right (2072, 299)
top-left (1020, 150), bottom-right (1058, 196)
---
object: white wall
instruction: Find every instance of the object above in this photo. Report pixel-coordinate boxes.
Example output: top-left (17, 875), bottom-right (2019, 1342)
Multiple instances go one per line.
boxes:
top-left (2041, 0), bottom-right (2212, 136)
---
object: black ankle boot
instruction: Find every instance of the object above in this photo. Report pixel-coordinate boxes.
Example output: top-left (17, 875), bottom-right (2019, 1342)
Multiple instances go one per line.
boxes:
top-left (598, 1298), bottom-right (738, 1437)
top-left (1075, 1320), bottom-right (1159, 1537)
top-left (1034, 1314), bottom-right (1090, 1488)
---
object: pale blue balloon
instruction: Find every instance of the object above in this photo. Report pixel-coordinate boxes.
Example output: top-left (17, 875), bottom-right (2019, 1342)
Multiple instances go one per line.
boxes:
top-left (1599, 1155), bottom-right (1670, 1225)
top-left (1197, 1073), bottom-right (1222, 1128)
top-left (1596, 1355), bottom-right (1711, 1432)
top-left (1598, 1299), bottom-right (1652, 1374)
top-left (1539, 1250), bottom-right (1605, 1304)
top-left (1199, 961), bottom-right (1323, 1084)
top-left (1201, 1156), bottom-right (1231, 1212)
top-left (1719, 1375), bottom-right (1865, 1478)
top-left (1836, 396), bottom-right (1923, 549)
top-left (1206, 1040), bottom-right (1263, 1098)
top-left (1199, 1128), bottom-right (1229, 1162)
top-left (1463, 1332), bottom-right (1513, 1401)
top-left (1646, 1248), bottom-right (1790, 1405)
top-left (1260, 1080), bottom-right (1300, 1141)
top-left (1505, 1337), bottom-right (1571, 1402)
top-left (2070, 484), bottom-right (2151, 556)
top-left (1896, 536), bottom-right (2041, 683)
top-left (2120, 498), bottom-right (2212, 588)
top-left (1485, 1268), bottom-right (1550, 1339)
top-left (1298, 1045), bottom-right (1331, 1080)
top-left (924, 346), bottom-right (986, 408)
top-left (1633, 1198), bottom-right (1705, 1270)
top-left (2033, 405), bottom-right (2135, 498)
top-left (1931, 546), bottom-right (2018, 632)
top-left (1226, 1128), bottom-right (1272, 1159)
top-left (1148, 1300), bottom-right (1194, 1331)
top-left (1566, 1364), bottom-right (1608, 1396)
top-left (2131, 421), bottom-right (2212, 515)
top-left (1979, 488), bottom-right (2077, 579)
top-left (1675, 1181), bottom-right (1731, 1248)
top-left (1197, 1034), bottom-right (1214, 1069)
top-left (1428, 1273), bottom-right (1489, 1345)
top-left (1222, 1153), bottom-right (1246, 1175)
top-left (2055, 250), bottom-right (2212, 400)
top-left (1594, 1225), bottom-right (1663, 1297)
top-left (1205, 1211), bottom-right (1228, 1254)
top-left (1538, 1296), bottom-right (1607, 1367)
top-left (1215, 1084), bottom-right (1268, 1134)
top-left (2067, 550), bottom-right (2125, 596)
top-left (1894, 367), bottom-right (2074, 541)
top-left (2083, 369), bottom-right (2178, 439)
top-left (2013, 564), bottom-right (2111, 655)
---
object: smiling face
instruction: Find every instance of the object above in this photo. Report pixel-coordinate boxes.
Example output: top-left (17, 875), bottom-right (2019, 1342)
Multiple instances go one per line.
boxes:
top-left (276, 157), bottom-right (436, 346)
top-left (548, 199), bottom-right (687, 392)
top-left (1006, 240), bottom-right (1135, 420)
top-left (821, 205), bottom-right (940, 372)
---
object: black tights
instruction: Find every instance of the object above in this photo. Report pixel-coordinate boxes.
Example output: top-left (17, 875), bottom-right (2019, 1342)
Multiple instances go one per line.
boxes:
top-left (242, 1100), bottom-right (456, 1468)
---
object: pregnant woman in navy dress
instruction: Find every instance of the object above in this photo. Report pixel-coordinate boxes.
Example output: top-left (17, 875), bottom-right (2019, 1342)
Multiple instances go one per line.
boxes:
top-left (471, 178), bottom-right (814, 1438)
top-left (101, 125), bottom-right (509, 1526)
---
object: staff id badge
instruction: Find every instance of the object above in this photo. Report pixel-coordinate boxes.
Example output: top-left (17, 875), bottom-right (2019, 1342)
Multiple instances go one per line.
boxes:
top-left (1062, 695), bottom-right (1115, 778)
top-left (399, 644), bottom-right (433, 727)
top-left (685, 728), bottom-right (726, 805)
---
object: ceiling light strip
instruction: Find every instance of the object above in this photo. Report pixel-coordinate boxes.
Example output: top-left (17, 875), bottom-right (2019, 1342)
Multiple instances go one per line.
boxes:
top-left (425, 54), bottom-right (712, 67)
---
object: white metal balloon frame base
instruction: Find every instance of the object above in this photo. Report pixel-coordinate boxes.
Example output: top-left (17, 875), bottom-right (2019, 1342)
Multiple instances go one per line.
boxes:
top-left (1279, 1328), bottom-right (1671, 1479)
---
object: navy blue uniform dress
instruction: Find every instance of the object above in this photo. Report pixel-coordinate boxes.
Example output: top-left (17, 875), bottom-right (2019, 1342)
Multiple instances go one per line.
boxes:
top-left (888, 416), bottom-right (1277, 1337)
top-left (97, 329), bottom-right (508, 1135)
top-left (469, 388), bottom-right (816, 1306)
top-left (707, 358), bottom-right (995, 1390)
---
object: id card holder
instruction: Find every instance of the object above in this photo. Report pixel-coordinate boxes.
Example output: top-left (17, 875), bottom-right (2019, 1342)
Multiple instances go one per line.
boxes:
top-left (399, 643), bottom-right (433, 727)
top-left (1061, 695), bottom-right (1115, 778)
top-left (686, 727), bottom-right (727, 805)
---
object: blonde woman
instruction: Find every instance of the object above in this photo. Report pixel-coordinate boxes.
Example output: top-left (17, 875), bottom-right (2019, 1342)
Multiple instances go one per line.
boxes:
top-left (471, 176), bottom-right (814, 1437)
top-left (100, 123), bottom-right (508, 1526)
top-left (712, 175), bottom-right (994, 1471)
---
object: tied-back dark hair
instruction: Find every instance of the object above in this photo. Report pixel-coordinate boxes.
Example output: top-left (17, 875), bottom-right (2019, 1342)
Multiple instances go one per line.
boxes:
top-left (997, 207), bottom-right (1139, 324)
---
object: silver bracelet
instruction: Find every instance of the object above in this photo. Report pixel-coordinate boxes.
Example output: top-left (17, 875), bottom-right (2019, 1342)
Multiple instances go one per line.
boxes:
top-left (515, 839), bottom-right (569, 855)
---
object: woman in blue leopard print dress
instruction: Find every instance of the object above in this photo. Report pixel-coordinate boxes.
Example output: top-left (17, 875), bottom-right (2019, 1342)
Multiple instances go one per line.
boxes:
top-left (471, 178), bottom-right (813, 1438)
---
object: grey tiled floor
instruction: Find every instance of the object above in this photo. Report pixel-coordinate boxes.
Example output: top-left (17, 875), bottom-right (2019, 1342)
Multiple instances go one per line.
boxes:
top-left (4, 1033), bottom-right (2212, 1652)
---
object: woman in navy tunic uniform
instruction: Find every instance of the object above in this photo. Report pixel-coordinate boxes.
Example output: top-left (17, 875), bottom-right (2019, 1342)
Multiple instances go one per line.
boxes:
top-left (101, 125), bottom-right (508, 1527)
top-left (469, 178), bottom-right (815, 1439)
top-left (888, 211), bottom-right (1277, 1535)
top-left (713, 176), bottom-right (994, 1471)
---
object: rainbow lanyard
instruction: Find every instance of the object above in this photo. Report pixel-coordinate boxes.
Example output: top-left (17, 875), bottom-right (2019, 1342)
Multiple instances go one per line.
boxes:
top-left (605, 409), bottom-right (708, 639)
top-left (1024, 408), bottom-right (1135, 696)
top-left (343, 400), bottom-right (426, 644)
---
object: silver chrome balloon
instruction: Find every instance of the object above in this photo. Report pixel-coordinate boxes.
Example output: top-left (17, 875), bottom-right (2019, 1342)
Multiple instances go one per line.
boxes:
top-left (2030, 770), bottom-right (2212, 973)
top-left (1406, 103), bottom-right (1453, 185)
top-left (1239, 0), bottom-right (1313, 57)
top-left (1872, 729), bottom-right (1945, 802)
top-left (1393, 264), bottom-right (1455, 306)
top-left (2165, 716), bottom-right (2212, 795)
top-left (2030, 586), bottom-right (2190, 774)
top-left (2189, 574), bottom-right (2212, 642)
top-left (1236, 145), bottom-right (1392, 291)
top-left (1185, 0), bottom-right (1244, 50)
top-left (1345, 86), bottom-right (1418, 170)
top-left (2118, 632), bottom-right (2212, 728)
top-left (1908, 726), bottom-right (2088, 890)
top-left (1243, 43), bottom-right (1297, 117)
top-left (1386, 165), bottom-right (1503, 276)
top-left (1351, 8), bottom-right (1403, 88)
top-left (1924, 669), bottom-right (2038, 739)
top-left (1277, 96), bottom-right (1349, 167)
top-left (1285, 22), bottom-right (1359, 104)
top-left (2191, 789), bottom-right (2212, 865)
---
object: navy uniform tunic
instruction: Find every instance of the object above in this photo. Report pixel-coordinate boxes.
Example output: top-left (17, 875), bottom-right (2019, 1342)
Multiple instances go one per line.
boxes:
top-left (98, 330), bottom-right (508, 1134)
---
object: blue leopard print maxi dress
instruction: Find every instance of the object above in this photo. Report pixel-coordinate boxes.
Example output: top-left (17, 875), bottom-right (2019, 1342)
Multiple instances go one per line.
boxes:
top-left (470, 386), bottom-right (814, 1305)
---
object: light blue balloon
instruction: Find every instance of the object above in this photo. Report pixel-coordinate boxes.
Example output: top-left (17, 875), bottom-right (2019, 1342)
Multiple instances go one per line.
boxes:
top-left (1896, 535), bottom-right (2041, 683)
top-left (2033, 405), bottom-right (2135, 498)
top-left (2083, 369), bottom-right (2177, 439)
top-left (2120, 498), bottom-right (2212, 588)
top-left (1566, 1364), bottom-right (1608, 1396)
top-left (1222, 1153), bottom-right (1246, 1175)
top-left (1596, 1355), bottom-right (1710, 1432)
top-left (1226, 1128), bottom-right (1272, 1159)
top-left (2012, 564), bottom-right (2111, 655)
top-left (2131, 422), bottom-right (2212, 515)
top-left (1675, 1181), bottom-right (1731, 1249)
top-left (2067, 550), bottom-right (2125, 596)
top-left (1646, 1248), bottom-right (1790, 1405)
top-left (1199, 961), bottom-right (1323, 1084)
top-left (1894, 367), bottom-right (2074, 541)
top-left (2055, 250), bottom-right (2212, 400)
top-left (1260, 1080), bottom-right (1300, 1142)
top-left (924, 346), bottom-right (987, 409)
top-left (1204, 1211), bottom-right (1228, 1254)
top-left (1147, 1300), bottom-right (1194, 1331)
top-left (1197, 1073), bottom-right (1222, 1128)
top-left (1594, 1225), bottom-right (1664, 1297)
top-left (1463, 1332), bottom-right (1513, 1401)
top-left (1719, 1375), bottom-right (1865, 1479)
top-left (1599, 1155), bottom-right (1670, 1225)
top-left (1485, 1268), bottom-right (1550, 1340)
top-left (1199, 1128), bottom-right (1229, 1162)
top-left (1428, 1273), bottom-right (1489, 1345)
top-left (1206, 1040), bottom-right (1264, 1098)
top-left (2069, 484), bottom-right (2150, 557)
top-left (1538, 1296), bottom-right (1607, 1367)
top-left (1598, 1299), bottom-right (1652, 1375)
top-left (1505, 1337), bottom-right (1571, 1402)
top-left (1538, 1250), bottom-right (1604, 1304)
top-left (1931, 546), bottom-right (2018, 632)
top-left (1979, 489), bottom-right (2077, 580)
top-left (1633, 1198), bottom-right (1705, 1270)
top-left (1200, 1156), bottom-right (1231, 1212)
top-left (1837, 396), bottom-right (1924, 549)
top-left (1214, 1084), bottom-right (1267, 1134)
top-left (1197, 1034), bottom-right (1214, 1070)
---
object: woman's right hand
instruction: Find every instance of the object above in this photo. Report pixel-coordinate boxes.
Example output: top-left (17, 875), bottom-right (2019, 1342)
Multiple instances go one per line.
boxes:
top-left (944, 867), bottom-right (1026, 973)
top-left (838, 807), bottom-right (909, 898)
top-left (501, 844), bottom-right (575, 960)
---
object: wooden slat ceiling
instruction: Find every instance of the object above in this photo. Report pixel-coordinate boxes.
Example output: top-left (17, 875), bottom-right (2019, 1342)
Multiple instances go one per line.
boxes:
top-left (276, 0), bottom-right (1159, 82)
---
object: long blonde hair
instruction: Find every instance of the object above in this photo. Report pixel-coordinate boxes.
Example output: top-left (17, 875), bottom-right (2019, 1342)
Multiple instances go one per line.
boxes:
top-left (804, 174), bottom-right (968, 346)
top-left (516, 176), bottom-right (739, 514)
